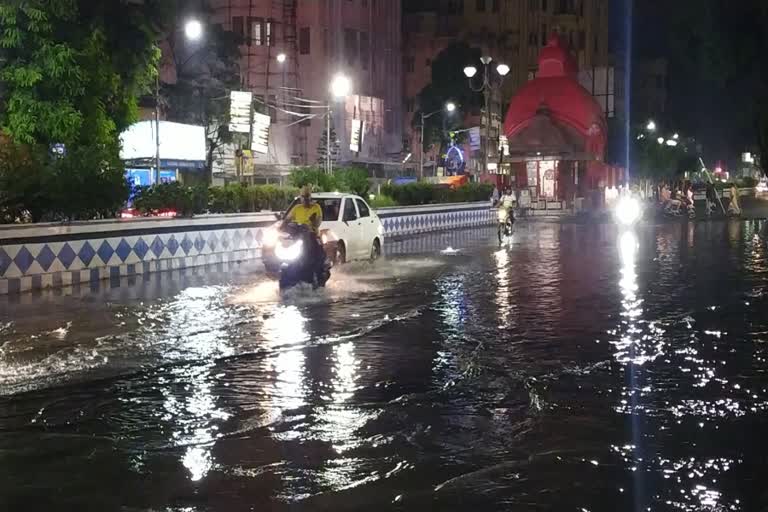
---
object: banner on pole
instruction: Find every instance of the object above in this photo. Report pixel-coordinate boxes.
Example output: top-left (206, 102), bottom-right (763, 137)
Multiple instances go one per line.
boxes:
top-left (469, 127), bottom-right (481, 151)
top-left (229, 91), bottom-right (252, 133)
top-left (350, 119), bottom-right (363, 153)
top-left (251, 112), bottom-right (271, 154)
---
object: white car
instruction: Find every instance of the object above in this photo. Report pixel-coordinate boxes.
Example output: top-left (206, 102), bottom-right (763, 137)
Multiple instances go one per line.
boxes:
top-left (269, 193), bottom-right (384, 264)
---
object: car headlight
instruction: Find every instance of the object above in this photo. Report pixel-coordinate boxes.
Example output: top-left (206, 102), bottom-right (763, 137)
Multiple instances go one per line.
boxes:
top-left (498, 209), bottom-right (508, 221)
top-left (275, 240), bottom-right (303, 262)
top-left (263, 227), bottom-right (279, 247)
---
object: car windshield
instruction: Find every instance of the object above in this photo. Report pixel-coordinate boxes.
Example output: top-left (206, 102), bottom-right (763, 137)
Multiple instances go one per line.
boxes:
top-left (285, 197), bottom-right (341, 222)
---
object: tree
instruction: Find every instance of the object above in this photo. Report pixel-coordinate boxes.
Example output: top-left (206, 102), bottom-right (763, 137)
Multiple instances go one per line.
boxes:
top-left (0, 0), bottom-right (173, 220)
top-left (414, 43), bottom-right (483, 153)
top-left (316, 117), bottom-right (340, 166)
top-left (162, 3), bottom-right (241, 182)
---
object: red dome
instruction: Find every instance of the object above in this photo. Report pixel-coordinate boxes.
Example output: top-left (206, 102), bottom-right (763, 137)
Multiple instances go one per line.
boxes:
top-left (503, 33), bottom-right (607, 158)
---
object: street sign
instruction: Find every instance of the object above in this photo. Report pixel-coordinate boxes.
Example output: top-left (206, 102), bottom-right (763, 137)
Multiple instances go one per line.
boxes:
top-left (350, 119), bottom-right (363, 153)
top-left (251, 112), bottom-right (271, 154)
top-left (229, 91), bottom-right (252, 134)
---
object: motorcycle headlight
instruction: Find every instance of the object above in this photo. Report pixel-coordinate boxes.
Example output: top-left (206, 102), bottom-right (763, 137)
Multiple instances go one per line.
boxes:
top-left (263, 227), bottom-right (279, 247)
top-left (497, 209), bottom-right (508, 221)
top-left (275, 240), bottom-right (303, 262)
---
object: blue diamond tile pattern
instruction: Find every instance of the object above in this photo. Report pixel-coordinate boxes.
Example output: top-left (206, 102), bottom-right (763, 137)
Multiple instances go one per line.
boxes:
top-left (194, 234), bottom-right (206, 253)
top-left (180, 235), bottom-right (193, 255)
top-left (37, 245), bottom-right (56, 271)
top-left (58, 243), bottom-right (76, 269)
top-left (208, 233), bottom-right (219, 252)
top-left (133, 237), bottom-right (149, 260)
top-left (220, 231), bottom-right (230, 250)
top-left (150, 236), bottom-right (165, 257)
top-left (97, 240), bottom-right (114, 264)
top-left (232, 230), bottom-right (242, 250)
top-left (244, 229), bottom-right (254, 247)
top-left (0, 248), bottom-right (11, 276)
top-left (166, 235), bottom-right (179, 256)
top-left (78, 241), bottom-right (96, 266)
top-left (14, 246), bottom-right (34, 274)
top-left (115, 239), bottom-right (132, 262)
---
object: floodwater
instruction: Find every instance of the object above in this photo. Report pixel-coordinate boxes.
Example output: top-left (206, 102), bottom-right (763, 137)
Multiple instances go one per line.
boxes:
top-left (1, 220), bottom-right (768, 511)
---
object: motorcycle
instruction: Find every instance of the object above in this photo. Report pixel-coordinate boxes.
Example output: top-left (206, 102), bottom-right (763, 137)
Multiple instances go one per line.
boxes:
top-left (497, 207), bottom-right (514, 243)
top-left (262, 223), bottom-right (331, 290)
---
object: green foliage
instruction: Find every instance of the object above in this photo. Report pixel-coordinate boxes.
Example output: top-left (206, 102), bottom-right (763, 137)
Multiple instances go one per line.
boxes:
top-left (0, 0), bottom-right (174, 219)
top-left (0, 139), bottom-right (129, 222)
top-left (334, 167), bottom-right (370, 196)
top-left (289, 166), bottom-right (339, 192)
top-left (134, 183), bottom-right (297, 216)
top-left (368, 194), bottom-right (398, 208)
top-left (379, 182), bottom-right (493, 206)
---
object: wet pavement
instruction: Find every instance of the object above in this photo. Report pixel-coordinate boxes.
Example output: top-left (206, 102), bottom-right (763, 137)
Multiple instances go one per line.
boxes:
top-left (1, 220), bottom-right (768, 511)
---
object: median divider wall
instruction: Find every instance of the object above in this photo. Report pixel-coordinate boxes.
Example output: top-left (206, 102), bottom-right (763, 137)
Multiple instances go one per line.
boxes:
top-left (0, 201), bottom-right (494, 295)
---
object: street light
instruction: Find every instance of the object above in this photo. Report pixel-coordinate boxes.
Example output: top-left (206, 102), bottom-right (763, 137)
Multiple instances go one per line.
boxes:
top-left (155, 18), bottom-right (203, 185)
top-left (464, 56), bottom-right (509, 175)
top-left (330, 73), bottom-right (352, 98)
top-left (419, 102), bottom-right (457, 180)
top-left (184, 19), bottom-right (203, 41)
top-left (646, 120), bottom-right (657, 132)
top-left (325, 73), bottom-right (352, 174)
top-left (276, 53), bottom-right (287, 63)
top-left (657, 137), bottom-right (665, 145)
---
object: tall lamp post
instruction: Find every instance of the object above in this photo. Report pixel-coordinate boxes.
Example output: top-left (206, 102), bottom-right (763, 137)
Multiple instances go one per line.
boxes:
top-left (155, 18), bottom-right (204, 185)
top-left (420, 102), bottom-right (456, 180)
top-left (327, 73), bottom-right (352, 174)
top-left (463, 57), bottom-right (509, 176)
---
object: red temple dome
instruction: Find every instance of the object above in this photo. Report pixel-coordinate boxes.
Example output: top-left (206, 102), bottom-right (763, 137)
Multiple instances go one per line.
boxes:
top-left (503, 33), bottom-right (606, 159)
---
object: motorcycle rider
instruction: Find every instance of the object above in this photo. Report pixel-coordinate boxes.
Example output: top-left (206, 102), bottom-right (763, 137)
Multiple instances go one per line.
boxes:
top-left (283, 186), bottom-right (327, 277)
top-left (499, 188), bottom-right (516, 224)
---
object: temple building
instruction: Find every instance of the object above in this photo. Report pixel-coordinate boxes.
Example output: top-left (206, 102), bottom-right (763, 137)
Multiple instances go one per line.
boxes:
top-left (502, 33), bottom-right (623, 212)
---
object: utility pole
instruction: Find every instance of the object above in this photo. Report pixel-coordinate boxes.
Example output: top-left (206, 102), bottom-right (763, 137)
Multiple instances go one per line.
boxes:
top-left (155, 74), bottom-right (161, 185)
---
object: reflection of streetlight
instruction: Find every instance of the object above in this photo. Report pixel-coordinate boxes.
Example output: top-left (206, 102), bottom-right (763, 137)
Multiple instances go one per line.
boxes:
top-left (276, 53), bottom-right (287, 63)
top-left (184, 19), bottom-right (203, 41)
top-left (646, 120), bottom-right (657, 132)
top-left (464, 56), bottom-right (509, 175)
top-left (419, 102), bottom-right (458, 179)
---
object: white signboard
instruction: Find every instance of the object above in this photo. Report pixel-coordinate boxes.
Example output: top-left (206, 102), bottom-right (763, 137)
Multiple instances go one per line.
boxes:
top-left (230, 91), bottom-right (253, 133)
top-left (119, 121), bottom-right (205, 161)
top-left (251, 112), bottom-right (271, 154)
top-left (350, 119), bottom-right (363, 153)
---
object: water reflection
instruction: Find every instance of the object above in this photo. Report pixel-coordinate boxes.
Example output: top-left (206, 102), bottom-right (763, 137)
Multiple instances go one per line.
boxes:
top-left (494, 249), bottom-right (512, 329)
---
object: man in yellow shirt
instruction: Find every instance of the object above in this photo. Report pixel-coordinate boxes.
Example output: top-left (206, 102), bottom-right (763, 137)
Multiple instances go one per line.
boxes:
top-left (285, 186), bottom-right (323, 233)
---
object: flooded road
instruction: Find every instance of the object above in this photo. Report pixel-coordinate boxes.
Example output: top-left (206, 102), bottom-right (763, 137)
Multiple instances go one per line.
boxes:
top-left (1, 221), bottom-right (768, 511)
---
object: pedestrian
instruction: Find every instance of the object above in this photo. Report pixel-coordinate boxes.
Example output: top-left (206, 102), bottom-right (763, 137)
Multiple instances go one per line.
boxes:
top-left (705, 181), bottom-right (717, 216)
top-left (729, 183), bottom-right (741, 215)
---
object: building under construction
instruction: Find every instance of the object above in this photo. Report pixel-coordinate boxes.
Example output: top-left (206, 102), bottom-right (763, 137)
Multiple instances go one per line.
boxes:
top-left (209, 0), bottom-right (404, 182)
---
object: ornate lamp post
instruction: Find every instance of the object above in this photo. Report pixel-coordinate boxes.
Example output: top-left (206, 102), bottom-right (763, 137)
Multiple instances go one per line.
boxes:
top-left (463, 57), bottom-right (509, 176)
